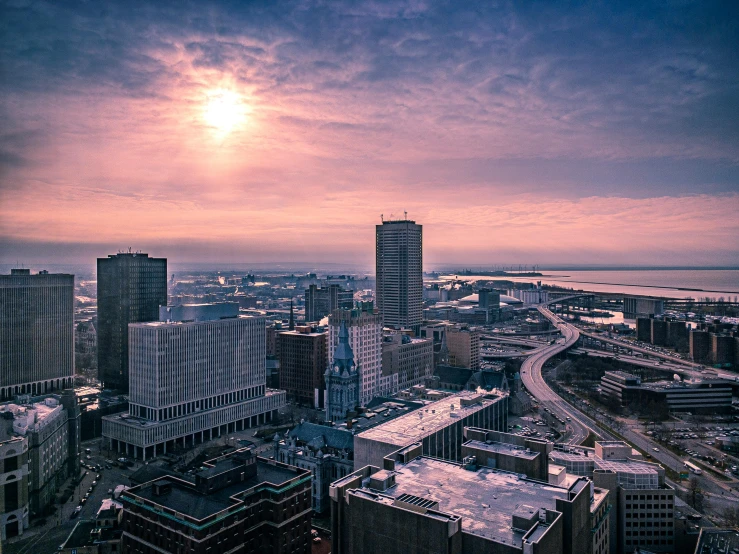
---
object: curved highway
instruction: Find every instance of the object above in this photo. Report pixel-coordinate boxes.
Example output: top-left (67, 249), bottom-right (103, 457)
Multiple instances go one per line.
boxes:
top-left (519, 305), bottom-right (620, 445)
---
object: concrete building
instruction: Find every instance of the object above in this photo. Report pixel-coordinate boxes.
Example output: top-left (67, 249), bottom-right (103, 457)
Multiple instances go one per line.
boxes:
top-left (445, 324), bottom-right (480, 369)
top-left (651, 319), bottom-right (668, 346)
top-left (0, 435), bottom-right (28, 540)
top-left (305, 284), bottom-right (354, 322)
top-left (379, 332), bottom-right (433, 396)
top-left (463, 427), bottom-right (553, 482)
top-left (329, 303), bottom-right (382, 406)
top-left (353, 390), bottom-right (507, 469)
top-left (97, 252), bottom-right (167, 391)
top-left (508, 288), bottom-right (550, 304)
top-left (601, 371), bottom-right (733, 414)
top-left (636, 318), bottom-right (652, 342)
top-left (623, 296), bottom-right (664, 319)
top-left (119, 448), bottom-right (313, 554)
top-left (0, 269), bottom-right (74, 401)
top-left (0, 391), bottom-right (80, 530)
top-left (375, 219), bottom-right (423, 333)
top-left (277, 325), bottom-right (328, 407)
top-left (689, 330), bottom-right (710, 363)
top-left (550, 441), bottom-right (676, 554)
top-left (331, 443), bottom-right (609, 554)
top-left (59, 499), bottom-right (123, 554)
top-left (665, 321), bottom-right (687, 348)
top-left (102, 303), bottom-right (285, 460)
top-left (710, 333), bottom-right (734, 365)
top-left (692, 529), bottom-right (739, 554)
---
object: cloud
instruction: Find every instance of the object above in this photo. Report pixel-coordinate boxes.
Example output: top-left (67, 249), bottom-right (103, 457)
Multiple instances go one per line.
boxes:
top-left (0, 0), bottom-right (737, 265)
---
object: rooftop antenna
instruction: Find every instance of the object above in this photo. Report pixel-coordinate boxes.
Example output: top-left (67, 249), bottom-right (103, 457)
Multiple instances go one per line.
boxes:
top-left (381, 214), bottom-right (384, 223)
top-left (404, 210), bottom-right (407, 220)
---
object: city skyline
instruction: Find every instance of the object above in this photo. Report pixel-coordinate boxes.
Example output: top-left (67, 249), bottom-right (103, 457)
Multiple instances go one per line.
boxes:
top-left (2, 2), bottom-right (738, 267)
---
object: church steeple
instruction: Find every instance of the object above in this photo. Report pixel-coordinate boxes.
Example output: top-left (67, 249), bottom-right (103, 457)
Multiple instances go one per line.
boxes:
top-left (331, 321), bottom-right (355, 375)
top-left (325, 320), bottom-right (359, 422)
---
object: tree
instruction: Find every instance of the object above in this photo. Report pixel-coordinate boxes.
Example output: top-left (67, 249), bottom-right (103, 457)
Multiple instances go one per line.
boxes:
top-left (686, 477), bottom-right (707, 512)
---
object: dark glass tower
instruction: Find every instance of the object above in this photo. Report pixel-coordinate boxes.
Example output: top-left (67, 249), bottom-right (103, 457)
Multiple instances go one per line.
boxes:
top-left (97, 252), bottom-right (167, 391)
top-left (0, 269), bottom-right (74, 400)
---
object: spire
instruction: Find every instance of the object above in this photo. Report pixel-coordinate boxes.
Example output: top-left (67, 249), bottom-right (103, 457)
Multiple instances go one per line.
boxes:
top-left (439, 329), bottom-right (449, 364)
top-left (289, 299), bottom-right (295, 331)
top-left (332, 321), bottom-right (355, 373)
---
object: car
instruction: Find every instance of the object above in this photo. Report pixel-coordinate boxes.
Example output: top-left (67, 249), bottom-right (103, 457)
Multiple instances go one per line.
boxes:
top-left (105, 465), bottom-right (112, 469)
top-left (92, 481), bottom-right (97, 486)
top-left (108, 489), bottom-right (113, 495)
top-left (80, 497), bottom-right (87, 504)
top-left (85, 471), bottom-right (89, 476)
top-left (653, 448), bottom-right (660, 452)
top-left (88, 487), bottom-right (93, 493)
top-left (96, 474), bottom-right (101, 480)
top-left (313, 537), bottom-right (322, 544)
top-left (86, 455), bottom-right (91, 460)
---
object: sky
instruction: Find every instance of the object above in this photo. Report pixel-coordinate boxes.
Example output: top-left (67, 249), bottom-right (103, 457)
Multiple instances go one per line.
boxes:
top-left (1, 0), bottom-right (738, 268)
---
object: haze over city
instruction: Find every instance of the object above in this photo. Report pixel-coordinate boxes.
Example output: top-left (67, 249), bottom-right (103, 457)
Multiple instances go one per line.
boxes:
top-left (2, 1), bottom-right (738, 266)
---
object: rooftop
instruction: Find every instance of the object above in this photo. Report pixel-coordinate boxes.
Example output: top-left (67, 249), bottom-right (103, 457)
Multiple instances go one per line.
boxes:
top-left (349, 456), bottom-right (605, 547)
top-left (464, 440), bottom-right (539, 460)
top-left (695, 529), bottom-right (739, 554)
top-left (355, 391), bottom-right (502, 447)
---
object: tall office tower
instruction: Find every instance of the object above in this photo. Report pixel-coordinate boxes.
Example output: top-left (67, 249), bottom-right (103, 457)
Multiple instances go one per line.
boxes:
top-left (328, 303), bottom-right (381, 406)
top-left (102, 303), bottom-right (285, 460)
top-left (97, 252), bottom-right (167, 391)
top-left (305, 284), bottom-right (354, 323)
top-left (375, 218), bottom-right (423, 333)
top-left (0, 269), bottom-right (74, 401)
top-left (276, 325), bottom-right (328, 408)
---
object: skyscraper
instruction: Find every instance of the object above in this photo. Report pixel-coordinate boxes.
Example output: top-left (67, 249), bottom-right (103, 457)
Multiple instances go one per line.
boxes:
top-left (97, 252), bottom-right (167, 391)
top-left (0, 269), bottom-right (74, 400)
top-left (375, 218), bottom-right (423, 333)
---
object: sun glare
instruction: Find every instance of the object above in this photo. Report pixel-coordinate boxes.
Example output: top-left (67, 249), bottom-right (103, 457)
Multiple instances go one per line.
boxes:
top-left (203, 89), bottom-right (246, 134)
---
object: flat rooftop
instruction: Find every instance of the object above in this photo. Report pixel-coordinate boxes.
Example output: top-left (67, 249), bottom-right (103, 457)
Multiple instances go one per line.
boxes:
top-left (465, 440), bottom-right (539, 460)
top-left (130, 460), bottom-right (299, 521)
top-left (358, 456), bottom-right (605, 547)
top-left (355, 391), bottom-right (502, 447)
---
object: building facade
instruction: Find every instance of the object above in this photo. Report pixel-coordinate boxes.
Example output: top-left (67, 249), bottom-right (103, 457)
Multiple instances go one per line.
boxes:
top-left (689, 330), bottom-right (710, 363)
top-left (325, 322), bottom-right (360, 422)
top-left (305, 284), bottom-right (354, 323)
top-left (379, 332), bottom-right (434, 396)
top-left (277, 326), bottom-right (328, 407)
top-left (120, 449), bottom-right (313, 554)
top-left (0, 436), bottom-right (29, 540)
top-left (97, 252), bottom-right (167, 391)
top-left (445, 325), bottom-right (480, 370)
top-left (103, 303), bottom-right (285, 460)
top-left (375, 219), bottom-right (423, 333)
top-left (328, 303), bottom-right (382, 406)
top-left (0, 269), bottom-right (74, 401)
top-left (623, 296), bottom-right (664, 319)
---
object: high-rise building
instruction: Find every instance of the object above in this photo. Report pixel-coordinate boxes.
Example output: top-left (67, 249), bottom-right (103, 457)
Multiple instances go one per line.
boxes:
top-left (689, 330), bottom-right (710, 363)
top-left (328, 303), bottom-right (382, 406)
top-left (97, 252), bottom-right (167, 391)
top-left (375, 219), bottom-right (423, 333)
top-left (379, 331), bottom-right (434, 396)
top-left (325, 322), bottom-right (360, 422)
top-left (0, 269), bottom-right (74, 401)
top-left (276, 325), bottom-right (328, 408)
top-left (305, 284), bottom-right (354, 323)
top-left (102, 303), bottom-right (285, 460)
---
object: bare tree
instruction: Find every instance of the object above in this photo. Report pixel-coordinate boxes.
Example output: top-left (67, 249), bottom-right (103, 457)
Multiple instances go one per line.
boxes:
top-left (686, 477), bottom-right (707, 512)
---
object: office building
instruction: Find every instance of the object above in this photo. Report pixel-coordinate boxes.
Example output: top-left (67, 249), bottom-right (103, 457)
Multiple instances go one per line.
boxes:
top-left (305, 284), bottom-right (354, 322)
top-left (601, 371), bottom-right (733, 414)
top-left (102, 303), bottom-right (285, 460)
top-left (97, 252), bottom-right (167, 391)
top-left (276, 325), bottom-right (328, 407)
top-left (0, 269), bottom-right (74, 401)
top-left (328, 303), bottom-right (382, 406)
top-left (379, 332), bottom-right (433, 396)
top-left (119, 448), bottom-right (313, 554)
top-left (353, 390), bottom-right (507, 469)
top-left (689, 330), bottom-right (710, 363)
top-left (0, 435), bottom-right (28, 540)
top-left (331, 443), bottom-right (609, 554)
top-left (550, 441), bottom-right (676, 554)
top-left (0, 391), bottom-right (80, 530)
top-left (445, 325), bottom-right (480, 369)
top-left (623, 296), bottom-right (664, 319)
top-left (375, 219), bottom-right (423, 333)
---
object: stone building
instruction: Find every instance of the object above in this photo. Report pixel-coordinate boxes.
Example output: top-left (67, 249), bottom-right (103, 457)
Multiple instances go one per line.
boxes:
top-left (325, 322), bottom-right (360, 422)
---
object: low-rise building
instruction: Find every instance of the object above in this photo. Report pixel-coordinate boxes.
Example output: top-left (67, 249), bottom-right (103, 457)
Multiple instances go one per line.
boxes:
top-left (120, 448), bottom-right (313, 554)
top-left (379, 332), bottom-right (433, 396)
top-left (59, 499), bottom-right (123, 554)
top-left (330, 443), bottom-right (609, 554)
top-left (692, 528), bottom-right (739, 554)
top-left (353, 390), bottom-right (508, 469)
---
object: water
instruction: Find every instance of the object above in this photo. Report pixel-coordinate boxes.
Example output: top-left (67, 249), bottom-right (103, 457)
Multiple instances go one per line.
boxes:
top-left (442, 269), bottom-right (739, 300)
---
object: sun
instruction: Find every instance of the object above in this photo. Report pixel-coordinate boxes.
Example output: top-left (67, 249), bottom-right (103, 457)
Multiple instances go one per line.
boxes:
top-left (203, 89), bottom-right (246, 134)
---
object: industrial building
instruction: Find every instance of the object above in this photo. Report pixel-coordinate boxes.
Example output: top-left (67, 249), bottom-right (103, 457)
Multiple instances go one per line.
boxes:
top-left (353, 390), bottom-right (508, 469)
top-left (0, 269), bottom-right (75, 401)
top-left (103, 303), bottom-right (285, 460)
top-left (600, 371), bottom-right (733, 414)
top-left (119, 448), bottom-right (313, 553)
top-left (330, 443), bottom-right (610, 554)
